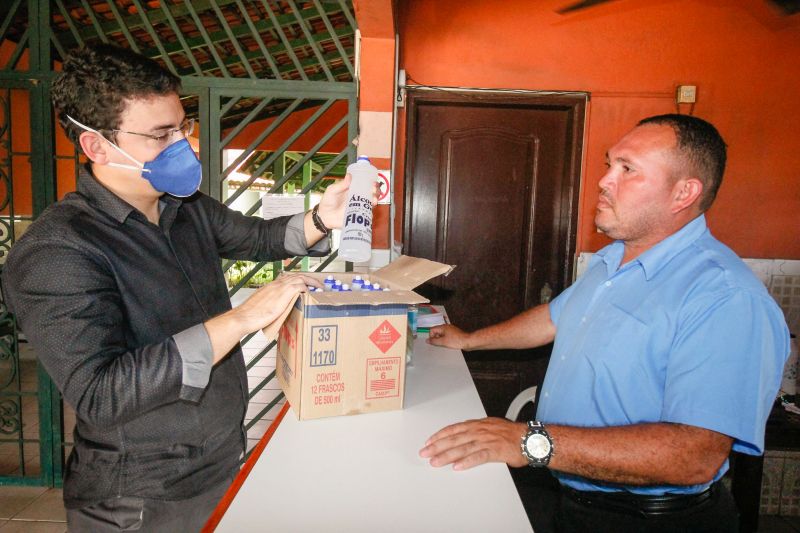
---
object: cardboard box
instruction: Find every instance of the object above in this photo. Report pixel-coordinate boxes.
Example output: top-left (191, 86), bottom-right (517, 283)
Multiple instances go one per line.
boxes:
top-left (267, 256), bottom-right (453, 421)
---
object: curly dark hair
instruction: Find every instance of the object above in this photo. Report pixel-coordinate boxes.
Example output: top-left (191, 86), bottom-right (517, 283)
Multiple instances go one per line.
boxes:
top-left (51, 43), bottom-right (181, 149)
top-left (638, 114), bottom-right (727, 212)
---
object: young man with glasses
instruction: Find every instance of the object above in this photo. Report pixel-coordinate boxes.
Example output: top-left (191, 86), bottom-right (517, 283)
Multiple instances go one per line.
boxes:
top-left (2, 44), bottom-right (357, 531)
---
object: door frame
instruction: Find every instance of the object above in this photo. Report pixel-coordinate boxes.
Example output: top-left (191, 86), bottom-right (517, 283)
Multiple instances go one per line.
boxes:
top-left (402, 88), bottom-right (587, 294)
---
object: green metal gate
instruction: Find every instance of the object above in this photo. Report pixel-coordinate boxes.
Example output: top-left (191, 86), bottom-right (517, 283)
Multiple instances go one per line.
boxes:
top-left (0, 0), bottom-right (357, 486)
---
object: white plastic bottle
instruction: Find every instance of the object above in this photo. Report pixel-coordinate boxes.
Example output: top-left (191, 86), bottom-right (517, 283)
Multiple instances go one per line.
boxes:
top-left (339, 156), bottom-right (378, 262)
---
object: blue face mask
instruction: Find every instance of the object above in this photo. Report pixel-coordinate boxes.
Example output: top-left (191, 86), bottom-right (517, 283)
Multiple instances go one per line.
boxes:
top-left (67, 115), bottom-right (202, 197)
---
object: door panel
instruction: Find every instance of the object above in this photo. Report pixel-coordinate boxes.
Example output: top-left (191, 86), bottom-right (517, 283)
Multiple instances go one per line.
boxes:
top-left (404, 91), bottom-right (585, 416)
top-left (437, 127), bottom-right (535, 330)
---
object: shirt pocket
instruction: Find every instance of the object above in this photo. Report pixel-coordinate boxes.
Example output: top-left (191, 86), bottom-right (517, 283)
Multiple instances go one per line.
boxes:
top-left (582, 303), bottom-right (664, 422)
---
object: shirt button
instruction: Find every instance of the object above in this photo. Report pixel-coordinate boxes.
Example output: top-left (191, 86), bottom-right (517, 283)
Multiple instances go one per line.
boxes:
top-left (581, 316), bottom-right (587, 323)
top-left (544, 392), bottom-right (549, 398)
top-left (560, 356), bottom-right (565, 361)
top-left (605, 281), bottom-right (612, 287)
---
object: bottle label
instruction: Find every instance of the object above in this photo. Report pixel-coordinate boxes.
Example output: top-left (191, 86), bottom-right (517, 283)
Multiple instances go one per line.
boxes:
top-left (341, 194), bottom-right (373, 244)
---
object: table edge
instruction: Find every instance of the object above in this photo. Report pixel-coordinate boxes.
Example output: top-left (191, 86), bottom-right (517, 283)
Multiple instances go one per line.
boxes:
top-left (201, 402), bottom-right (290, 532)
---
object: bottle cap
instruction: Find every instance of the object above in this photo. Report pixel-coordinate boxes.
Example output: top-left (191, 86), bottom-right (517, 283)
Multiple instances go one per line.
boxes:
top-left (341, 283), bottom-right (351, 291)
top-left (372, 283), bottom-right (381, 291)
top-left (357, 156), bottom-right (370, 162)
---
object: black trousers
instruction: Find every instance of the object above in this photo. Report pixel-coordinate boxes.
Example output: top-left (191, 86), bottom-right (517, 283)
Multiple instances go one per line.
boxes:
top-left (555, 482), bottom-right (740, 533)
top-left (66, 473), bottom-right (236, 533)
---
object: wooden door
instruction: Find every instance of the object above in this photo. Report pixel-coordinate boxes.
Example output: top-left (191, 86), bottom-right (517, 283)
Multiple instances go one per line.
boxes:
top-left (404, 90), bottom-right (585, 417)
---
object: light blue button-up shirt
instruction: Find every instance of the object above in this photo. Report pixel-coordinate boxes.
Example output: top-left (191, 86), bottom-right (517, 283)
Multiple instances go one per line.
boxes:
top-left (538, 215), bottom-right (790, 495)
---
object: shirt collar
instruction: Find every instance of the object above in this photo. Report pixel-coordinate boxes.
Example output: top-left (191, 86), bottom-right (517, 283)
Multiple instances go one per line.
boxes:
top-left (77, 165), bottom-right (182, 225)
top-left (596, 215), bottom-right (708, 280)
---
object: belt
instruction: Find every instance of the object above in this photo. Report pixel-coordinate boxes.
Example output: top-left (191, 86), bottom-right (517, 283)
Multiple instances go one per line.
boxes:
top-left (561, 482), bottom-right (716, 518)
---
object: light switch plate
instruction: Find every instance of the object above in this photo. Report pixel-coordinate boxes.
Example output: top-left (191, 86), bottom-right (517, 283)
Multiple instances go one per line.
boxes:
top-left (677, 85), bottom-right (697, 103)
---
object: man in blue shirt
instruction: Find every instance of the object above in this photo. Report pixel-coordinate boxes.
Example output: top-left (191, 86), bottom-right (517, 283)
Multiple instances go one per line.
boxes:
top-left (421, 115), bottom-right (790, 532)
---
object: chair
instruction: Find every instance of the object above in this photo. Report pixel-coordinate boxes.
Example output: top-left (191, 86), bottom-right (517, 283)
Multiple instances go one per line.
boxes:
top-left (505, 385), bottom-right (538, 421)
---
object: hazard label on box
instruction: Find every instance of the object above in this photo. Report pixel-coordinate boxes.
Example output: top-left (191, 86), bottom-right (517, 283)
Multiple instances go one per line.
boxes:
top-left (369, 320), bottom-right (401, 354)
top-left (365, 357), bottom-right (401, 399)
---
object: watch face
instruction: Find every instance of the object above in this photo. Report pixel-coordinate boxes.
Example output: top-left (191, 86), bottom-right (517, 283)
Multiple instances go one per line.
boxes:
top-left (525, 433), bottom-right (551, 459)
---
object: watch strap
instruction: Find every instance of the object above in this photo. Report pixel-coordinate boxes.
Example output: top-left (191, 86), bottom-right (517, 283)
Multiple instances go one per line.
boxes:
top-left (521, 420), bottom-right (554, 467)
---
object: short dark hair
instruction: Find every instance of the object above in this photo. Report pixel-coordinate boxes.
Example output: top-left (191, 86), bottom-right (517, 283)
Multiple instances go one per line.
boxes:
top-left (638, 114), bottom-right (727, 212)
top-left (51, 44), bottom-right (181, 148)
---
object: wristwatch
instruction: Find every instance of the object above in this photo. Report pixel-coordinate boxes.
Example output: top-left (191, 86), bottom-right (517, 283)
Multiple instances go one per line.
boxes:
top-left (521, 420), bottom-right (554, 467)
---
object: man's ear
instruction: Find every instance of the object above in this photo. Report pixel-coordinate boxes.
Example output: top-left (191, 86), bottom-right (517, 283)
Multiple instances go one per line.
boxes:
top-left (671, 177), bottom-right (703, 214)
top-left (78, 131), bottom-right (111, 164)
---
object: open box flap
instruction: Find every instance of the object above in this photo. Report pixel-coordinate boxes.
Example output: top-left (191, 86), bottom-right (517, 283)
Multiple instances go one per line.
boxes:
top-left (371, 255), bottom-right (454, 291)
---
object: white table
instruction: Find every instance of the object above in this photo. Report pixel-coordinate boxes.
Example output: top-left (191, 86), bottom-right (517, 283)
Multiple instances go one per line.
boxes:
top-left (209, 336), bottom-right (534, 532)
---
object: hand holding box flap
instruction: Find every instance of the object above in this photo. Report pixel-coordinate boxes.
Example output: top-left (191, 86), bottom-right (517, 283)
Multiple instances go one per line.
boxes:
top-left (260, 256), bottom-right (453, 343)
top-left (262, 294), bottom-right (300, 343)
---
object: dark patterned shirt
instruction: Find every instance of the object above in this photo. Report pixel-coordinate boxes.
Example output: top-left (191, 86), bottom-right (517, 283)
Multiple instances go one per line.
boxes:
top-left (2, 168), bottom-right (328, 508)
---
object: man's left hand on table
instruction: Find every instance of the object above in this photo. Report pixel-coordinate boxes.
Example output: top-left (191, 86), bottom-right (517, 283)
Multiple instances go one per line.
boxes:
top-left (420, 417), bottom-right (529, 470)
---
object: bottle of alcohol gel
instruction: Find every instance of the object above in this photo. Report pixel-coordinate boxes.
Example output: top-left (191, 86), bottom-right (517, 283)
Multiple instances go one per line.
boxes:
top-left (339, 156), bottom-right (378, 262)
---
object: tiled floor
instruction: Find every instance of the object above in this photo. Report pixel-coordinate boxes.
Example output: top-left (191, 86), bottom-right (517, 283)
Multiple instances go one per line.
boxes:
top-left (0, 486), bottom-right (66, 532)
top-left (1, 487), bottom-right (799, 532)
top-left (0, 330), bottom-right (284, 530)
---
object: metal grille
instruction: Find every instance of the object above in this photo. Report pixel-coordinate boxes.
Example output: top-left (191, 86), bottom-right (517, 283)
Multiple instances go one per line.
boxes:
top-left (0, 0), bottom-right (357, 485)
top-left (43, 0), bottom-right (355, 81)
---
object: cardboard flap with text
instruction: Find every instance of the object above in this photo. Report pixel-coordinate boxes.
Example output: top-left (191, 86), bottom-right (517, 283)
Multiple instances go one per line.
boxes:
top-left (371, 255), bottom-right (454, 291)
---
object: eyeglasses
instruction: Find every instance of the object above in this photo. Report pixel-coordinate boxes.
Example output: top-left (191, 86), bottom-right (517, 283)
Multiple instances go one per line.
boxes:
top-left (108, 118), bottom-right (195, 146)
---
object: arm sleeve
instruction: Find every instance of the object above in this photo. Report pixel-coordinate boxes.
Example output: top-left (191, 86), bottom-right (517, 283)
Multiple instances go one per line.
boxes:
top-left (661, 290), bottom-right (790, 455)
top-left (201, 196), bottom-right (330, 260)
top-left (548, 279), bottom-right (578, 326)
top-left (2, 238), bottom-right (199, 429)
top-left (283, 212), bottom-right (331, 256)
top-left (172, 323), bottom-right (214, 402)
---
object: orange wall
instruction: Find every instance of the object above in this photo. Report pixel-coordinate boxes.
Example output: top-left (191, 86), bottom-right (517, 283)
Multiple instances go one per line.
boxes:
top-left (354, 0), bottom-right (396, 249)
top-left (1, 42), bottom-right (77, 217)
top-left (397, 0), bottom-right (800, 259)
